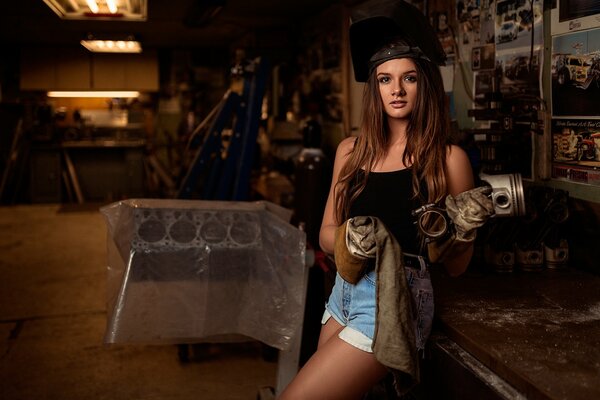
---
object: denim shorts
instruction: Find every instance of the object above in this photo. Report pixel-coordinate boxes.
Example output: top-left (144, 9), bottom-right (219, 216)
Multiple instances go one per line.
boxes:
top-left (322, 267), bottom-right (378, 352)
top-left (322, 254), bottom-right (434, 353)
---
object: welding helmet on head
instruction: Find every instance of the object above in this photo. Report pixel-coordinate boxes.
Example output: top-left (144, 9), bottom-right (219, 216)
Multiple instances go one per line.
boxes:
top-left (349, 0), bottom-right (447, 82)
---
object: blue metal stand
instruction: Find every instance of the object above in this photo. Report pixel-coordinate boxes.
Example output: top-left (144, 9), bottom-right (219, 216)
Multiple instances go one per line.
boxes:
top-left (177, 57), bottom-right (269, 201)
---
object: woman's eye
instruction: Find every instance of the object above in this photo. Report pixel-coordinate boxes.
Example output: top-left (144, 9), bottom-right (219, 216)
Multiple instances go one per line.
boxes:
top-left (404, 75), bottom-right (417, 83)
top-left (378, 76), bottom-right (390, 84)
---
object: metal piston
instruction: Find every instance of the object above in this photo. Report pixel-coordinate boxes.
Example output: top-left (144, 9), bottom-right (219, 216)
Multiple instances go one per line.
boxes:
top-left (516, 244), bottom-right (544, 272)
top-left (484, 245), bottom-right (515, 273)
top-left (479, 173), bottom-right (527, 218)
top-left (412, 173), bottom-right (527, 241)
top-left (544, 239), bottom-right (569, 269)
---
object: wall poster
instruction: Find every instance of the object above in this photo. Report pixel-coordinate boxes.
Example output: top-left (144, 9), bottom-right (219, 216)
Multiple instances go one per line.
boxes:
top-left (551, 119), bottom-right (600, 186)
top-left (551, 0), bottom-right (600, 36)
top-left (495, 46), bottom-right (542, 96)
top-left (432, 9), bottom-right (456, 64)
top-left (551, 28), bottom-right (600, 118)
top-left (494, 0), bottom-right (544, 96)
top-left (495, 0), bottom-right (543, 52)
top-left (552, 163), bottom-right (600, 187)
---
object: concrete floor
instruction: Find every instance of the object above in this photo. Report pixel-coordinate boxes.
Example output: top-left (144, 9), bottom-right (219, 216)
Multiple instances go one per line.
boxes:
top-left (0, 204), bottom-right (277, 400)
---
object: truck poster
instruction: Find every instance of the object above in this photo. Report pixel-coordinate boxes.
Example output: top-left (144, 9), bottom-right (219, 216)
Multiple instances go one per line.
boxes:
top-left (552, 118), bottom-right (600, 186)
top-left (551, 28), bottom-right (600, 117)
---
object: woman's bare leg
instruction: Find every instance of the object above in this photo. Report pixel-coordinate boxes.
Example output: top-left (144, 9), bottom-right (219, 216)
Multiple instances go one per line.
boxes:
top-left (317, 317), bottom-right (344, 348)
top-left (278, 325), bottom-right (388, 400)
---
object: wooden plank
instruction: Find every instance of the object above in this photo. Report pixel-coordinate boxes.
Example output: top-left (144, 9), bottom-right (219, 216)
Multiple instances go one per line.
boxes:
top-left (63, 150), bottom-right (85, 204)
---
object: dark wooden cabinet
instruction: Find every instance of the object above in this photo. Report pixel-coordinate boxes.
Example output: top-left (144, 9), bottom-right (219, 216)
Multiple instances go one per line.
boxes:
top-left (29, 147), bottom-right (62, 203)
top-left (20, 48), bottom-right (158, 91)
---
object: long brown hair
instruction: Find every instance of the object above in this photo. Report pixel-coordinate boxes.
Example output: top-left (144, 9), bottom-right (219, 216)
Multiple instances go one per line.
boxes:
top-left (334, 57), bottom-right (451, 223)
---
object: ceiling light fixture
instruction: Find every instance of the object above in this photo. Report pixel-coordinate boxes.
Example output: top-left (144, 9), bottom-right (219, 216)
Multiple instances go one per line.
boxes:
top-left (81, 37), bottom-right (142, 53)
top-left (67, 0), bottom-right (80, 11)
top-left (42, 0), bottom-right (147, 21)
top-left (47, 91), bottom-right (141, 98)
top-left (106, 0), bottom-right (118, 14)
top-left (85, 0), bottom-right (99, 13)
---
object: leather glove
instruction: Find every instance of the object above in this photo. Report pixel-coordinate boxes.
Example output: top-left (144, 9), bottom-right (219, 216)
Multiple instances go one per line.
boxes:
top-left (334, 218), bottom-right (376, 284)
top-left (428, 186), bottom-right (495, 263)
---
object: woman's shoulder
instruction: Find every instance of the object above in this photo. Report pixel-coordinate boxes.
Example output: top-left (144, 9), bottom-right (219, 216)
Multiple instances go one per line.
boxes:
top-left (445, 144), bottom-right (474, 194)
top-left (334, 136), bottom-right (358, 160)
top-left (445, 144), bottom-right (469, 166)
top-left (337, 136), bottom-right (357, 152)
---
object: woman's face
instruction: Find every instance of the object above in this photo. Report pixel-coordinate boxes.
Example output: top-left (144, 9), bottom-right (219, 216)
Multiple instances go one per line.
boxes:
top-left (376, 57), bottom-right (418, 120)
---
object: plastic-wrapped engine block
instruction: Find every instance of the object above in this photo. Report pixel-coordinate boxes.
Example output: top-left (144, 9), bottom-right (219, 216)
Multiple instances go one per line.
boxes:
top-left (101, 199), bottom-right (306, 350)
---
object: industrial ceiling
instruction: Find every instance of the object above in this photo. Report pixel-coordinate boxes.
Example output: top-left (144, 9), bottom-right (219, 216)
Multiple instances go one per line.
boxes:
top-left (0, 0), bottom-right (348, 49)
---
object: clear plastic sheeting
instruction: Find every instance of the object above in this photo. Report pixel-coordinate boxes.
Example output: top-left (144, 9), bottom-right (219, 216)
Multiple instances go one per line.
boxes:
top-left (100, 199), bottom-right (307, 351)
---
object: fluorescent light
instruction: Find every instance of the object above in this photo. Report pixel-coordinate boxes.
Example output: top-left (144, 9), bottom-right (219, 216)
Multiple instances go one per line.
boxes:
top-left (106, 0), bottom-right (118, 13)
top-left (80, 39), bottom-right (142, 53)
top-left (47, 91), bottom-right (140, 98)
top-left (85, 0), bottom-right (99, 13)
top-left (67, 0), bottom-right (79, 11)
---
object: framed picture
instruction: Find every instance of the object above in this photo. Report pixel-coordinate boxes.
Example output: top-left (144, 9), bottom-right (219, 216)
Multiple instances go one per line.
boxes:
top-left (495, 0), bottom-right (543, 50)
top-left (551, 29), bottom-right (600, 117)
top-left (473, 70), bottom-right (495, 104)
top-left (478, 44), bottom-right (496, 70)
top-left (472, 47), bottom-right (482, 70)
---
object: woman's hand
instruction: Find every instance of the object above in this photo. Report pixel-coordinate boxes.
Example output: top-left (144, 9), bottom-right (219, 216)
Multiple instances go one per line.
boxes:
top-left (428, 186), bottom-right (495, 274)
top-left (445, 186), bottom-right (495, 241)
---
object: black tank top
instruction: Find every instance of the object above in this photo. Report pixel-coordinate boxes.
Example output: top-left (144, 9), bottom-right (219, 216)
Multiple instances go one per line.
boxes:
top-left (348, 169), bottom-right (426, 254)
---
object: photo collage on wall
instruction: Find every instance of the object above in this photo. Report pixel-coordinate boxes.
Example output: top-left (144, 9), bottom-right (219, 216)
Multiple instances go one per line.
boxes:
top-left (460, 0), bottom-right (544, 106)
top-left (493, 0), bottom-right (543, 97)
top-left (455, 1), bottom-right (543, 180)
top-left (550, 0), bottom-right (600, 186)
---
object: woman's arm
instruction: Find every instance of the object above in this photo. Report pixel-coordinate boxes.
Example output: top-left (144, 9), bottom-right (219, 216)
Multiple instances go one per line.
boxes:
top-left (442, 144), bottom-right (475, 276)
top-left (319, 137), bottom-right (355, 254)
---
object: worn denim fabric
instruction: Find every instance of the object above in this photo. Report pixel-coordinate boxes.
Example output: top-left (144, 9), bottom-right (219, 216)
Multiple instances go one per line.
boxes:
top-left (323, 254), bottom-right (434, 353)
top-left (323, 267), bottom-right (378, 352)
top-left (403, 253), bottom-right (434, 351)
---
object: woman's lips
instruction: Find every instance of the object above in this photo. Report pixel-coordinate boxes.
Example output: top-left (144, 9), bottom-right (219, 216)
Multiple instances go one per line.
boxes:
top-left (390, 100), bottom-right (406, 108)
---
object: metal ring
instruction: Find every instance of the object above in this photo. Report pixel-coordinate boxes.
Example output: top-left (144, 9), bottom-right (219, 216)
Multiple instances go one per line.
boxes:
top-left (415, 207), bottom-right (449, 239)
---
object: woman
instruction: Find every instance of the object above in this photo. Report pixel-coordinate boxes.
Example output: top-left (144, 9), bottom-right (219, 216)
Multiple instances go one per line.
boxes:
top-left (279, 2), bottom-right (492, 399)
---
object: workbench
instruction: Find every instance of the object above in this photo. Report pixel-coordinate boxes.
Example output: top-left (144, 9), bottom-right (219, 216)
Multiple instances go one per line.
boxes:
top-left (426, 267), bottom-right (600, 400)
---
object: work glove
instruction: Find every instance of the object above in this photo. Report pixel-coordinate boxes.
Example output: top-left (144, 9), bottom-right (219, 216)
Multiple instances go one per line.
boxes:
top-left (334, 218), bottom-right (376, 284)
top-left (428, 186), bottom-right (495, 263)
